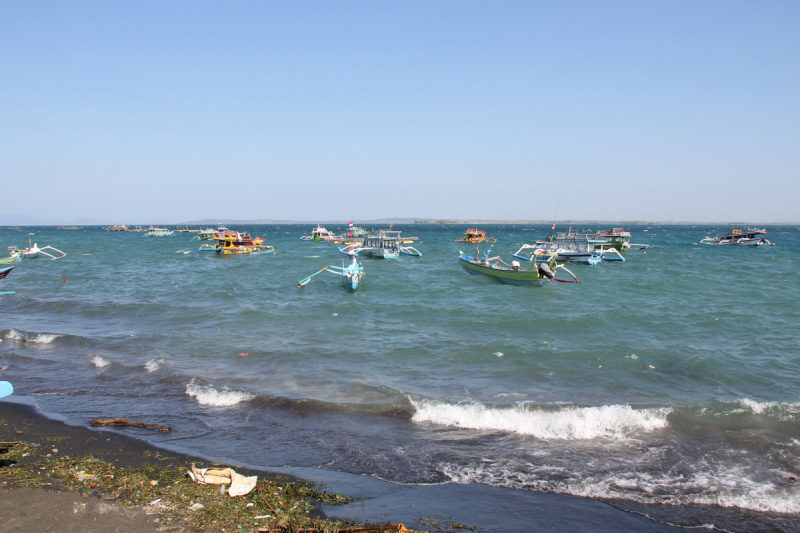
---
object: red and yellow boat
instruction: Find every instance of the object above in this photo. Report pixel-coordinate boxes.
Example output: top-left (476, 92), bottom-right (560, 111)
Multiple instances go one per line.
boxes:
top-left (455, 228), bottom-right (496, 244)
top-left (198, 230), bottom-right (275, 255)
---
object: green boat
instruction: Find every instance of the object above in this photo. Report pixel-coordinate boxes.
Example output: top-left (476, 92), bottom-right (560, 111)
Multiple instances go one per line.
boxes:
top-left (459, 248), bottom-right (579, 286)
top-left (592, 228), bottom-right (631, 250)
top-left (0, 249), bottom-right (20, 264)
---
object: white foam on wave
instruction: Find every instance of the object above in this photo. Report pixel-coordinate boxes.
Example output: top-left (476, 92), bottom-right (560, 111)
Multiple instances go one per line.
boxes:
top-left (185, 378), bottom-right (256, 407)
top-left (92, 355), bottom-right (111, 368)
top-left (441, 459), bottom-right (800, 514)
top-left (734, 398), bottom-right (800, 415)
top-left (410, 399), bottom-right (671, 440)
top-left (5, 329), bottom-right (62, 344)
top-left (144, 359), bottom-right (163, 373)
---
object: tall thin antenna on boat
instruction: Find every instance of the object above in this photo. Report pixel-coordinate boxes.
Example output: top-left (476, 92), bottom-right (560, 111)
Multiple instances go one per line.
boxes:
top-left (551, 184), bottom-right (564, 233)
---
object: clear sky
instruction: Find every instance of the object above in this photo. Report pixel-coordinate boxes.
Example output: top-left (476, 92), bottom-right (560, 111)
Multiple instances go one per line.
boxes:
top-left (2, 1), bottom-right (798, 223)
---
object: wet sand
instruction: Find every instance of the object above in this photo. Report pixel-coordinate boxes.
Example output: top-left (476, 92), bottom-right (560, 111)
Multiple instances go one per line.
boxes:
top-left (0, 399), bottom-right (708, 532)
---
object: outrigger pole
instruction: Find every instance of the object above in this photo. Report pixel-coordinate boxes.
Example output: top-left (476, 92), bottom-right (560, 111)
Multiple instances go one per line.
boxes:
top-left (298, 266), bottom-right (332, 287)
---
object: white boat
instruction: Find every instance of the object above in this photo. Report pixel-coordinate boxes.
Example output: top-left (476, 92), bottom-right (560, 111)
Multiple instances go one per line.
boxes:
top-left (699, 228), bottom-right (774, 246)
top-left (8, 241), bottom-right (67, 260)
top-left (300, 225), bottom-right (335, 242)
top-left (143, 226), bottom-right (175, 237)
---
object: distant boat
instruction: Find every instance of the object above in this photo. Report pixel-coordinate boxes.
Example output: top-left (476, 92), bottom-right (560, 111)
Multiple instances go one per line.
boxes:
top-left (106, 225), bottom-right (128, 231)
top-left (339, 229), bottom-right (421, 259)
top-left (592, 228), bottom-right (631, 250)
top-left (198, 230), bottom-right (275, 255)
top-left (455, 228), bottom-right (496, 244)
top-left (300, 225), bottom-right (335, 242)
top-left (197, 223), bottom-right (228, 240)
top-left (142, 226), bottom-right (175, 237)
top-left (58, 226), bottom-right (84, 230)
top-left (699, 228), bottom-right (774, 246)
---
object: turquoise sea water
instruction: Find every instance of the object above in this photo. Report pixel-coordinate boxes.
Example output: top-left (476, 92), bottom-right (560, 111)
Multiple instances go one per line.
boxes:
top-left (1, 224), bottom-right (799, 530)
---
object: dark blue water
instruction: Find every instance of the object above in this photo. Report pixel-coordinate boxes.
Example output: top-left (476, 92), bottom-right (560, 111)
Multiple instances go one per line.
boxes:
top-left (1, 224), bottom-right (799, 530)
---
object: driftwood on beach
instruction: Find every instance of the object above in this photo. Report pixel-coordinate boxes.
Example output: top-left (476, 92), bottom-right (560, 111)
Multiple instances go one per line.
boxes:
top-left (90, 418), bottom-right (172, 432)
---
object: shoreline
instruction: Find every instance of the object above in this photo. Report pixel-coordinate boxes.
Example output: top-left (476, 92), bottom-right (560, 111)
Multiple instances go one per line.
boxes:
top-left (0, 398), bottom-right (710, 532)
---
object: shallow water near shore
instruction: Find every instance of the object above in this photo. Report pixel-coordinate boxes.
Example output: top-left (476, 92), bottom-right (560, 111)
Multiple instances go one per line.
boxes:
top-left (1, 223), bottom-right (799, 531)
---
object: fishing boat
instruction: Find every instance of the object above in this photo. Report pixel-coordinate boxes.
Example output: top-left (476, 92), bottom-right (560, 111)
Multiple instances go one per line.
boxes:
top-left (459, 246), bottom-right (579, 286)
top-left (197, 223), bottom-right (229, 240)
top-left (338, 222), bottom-right (368, 239)
top-left (300, 225), bottom-right (335, 242)
top-left (8, 241), bottom-right (67, 260)
top-left (0, 266), bottom-right (13, 280)
top-left (57, 226), bottom-right (84, 230)
top-left (106, 225), bottom-right (128, 231)
top-left (298, 253), bottom-right (364, 291)
top-left (0, 249), bottom-right (20, 264)
top-left (455, 228), bottom-right (497, 244)
top-left (142, 226), bottom-right (175, 237)
top-left (0, 266), bottom-right (14, 296)
top-left (592, 228), bottom-right (631, 250)
top-left (198, 230), bottom-right (275, 255)
top-left (512, 228), bottom-right (602, 264)
top-left (338, 229), bottom-right (422, 258)
top-left (698, 228), bottom-right (774, 246)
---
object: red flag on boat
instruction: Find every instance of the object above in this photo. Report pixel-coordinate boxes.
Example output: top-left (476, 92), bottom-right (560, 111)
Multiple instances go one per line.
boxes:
top-left (349, 221), bottom-right (353, 227)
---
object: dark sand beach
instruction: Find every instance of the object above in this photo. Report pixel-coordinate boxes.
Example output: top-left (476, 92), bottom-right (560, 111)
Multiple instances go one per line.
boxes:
top-left (0, 399), bottom-right (712, 532)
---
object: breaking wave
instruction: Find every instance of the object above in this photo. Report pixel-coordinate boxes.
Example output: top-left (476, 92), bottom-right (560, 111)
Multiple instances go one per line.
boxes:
top-left (410, 399), bottom-right (671, 440)
top-left (185, 378), bottom-right (256, 407)
top-left (144, 358), bottom-right (163, 373)
top-left (730, 398), bottom-right (800, 418)
top-left (92, 355), bottom-right (111, 368)
top-left (4, 329), bottom-right (62, 344)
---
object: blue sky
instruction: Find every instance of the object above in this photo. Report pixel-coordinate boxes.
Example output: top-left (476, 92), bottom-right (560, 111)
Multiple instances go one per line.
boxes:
top-left (2, 1), bottom-right (798, 223)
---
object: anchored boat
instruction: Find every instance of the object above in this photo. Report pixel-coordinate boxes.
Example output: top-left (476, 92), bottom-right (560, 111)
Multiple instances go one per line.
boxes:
top-left (298, 253), bottom-right (364, 291)
top-left (455, 228), bottom-right (496, 244)
top-left (300, 225), bottom-right (335, 242)
top-left (699, 228), bottom-right (774, 246)
top-left (198, 230), bottom-right (275, 255)
top-left (459, 246), bottom-right (579, 286)
top-left (8, 241), bottom-right (67, 260)
top-left (0, 249), bottom-right (20, 264)
top-left (338, 229), bottom-right (421, 259)
top-left (142, 226), bottom-right (175, 237)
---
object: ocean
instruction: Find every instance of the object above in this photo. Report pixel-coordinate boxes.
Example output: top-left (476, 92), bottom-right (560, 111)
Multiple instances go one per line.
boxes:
top-left (1, 224), bottom-right (798, 531)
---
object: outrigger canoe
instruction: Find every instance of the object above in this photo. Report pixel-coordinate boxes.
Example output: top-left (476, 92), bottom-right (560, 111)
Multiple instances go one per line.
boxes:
top-left (459, 247), bottom-right (579, 286)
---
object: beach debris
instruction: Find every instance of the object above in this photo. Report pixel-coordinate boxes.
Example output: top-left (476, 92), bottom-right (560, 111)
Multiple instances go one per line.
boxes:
top-left (72, 470), bottom-right (98, 482)
top-left (188, 463), bottom-right (258, 497)
top-left (257, 524), bottom-right (413, 532)
top-left (90, 417), bottom-right (172, 433)
top-left (188, 502), bottom-right (205, 511)
top-left (239, 353), bottom-right (249, 357)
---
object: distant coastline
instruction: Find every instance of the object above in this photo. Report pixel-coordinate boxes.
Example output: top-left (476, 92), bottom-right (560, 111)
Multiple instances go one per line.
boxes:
top-left (2, 217), bottom-right (799, 227)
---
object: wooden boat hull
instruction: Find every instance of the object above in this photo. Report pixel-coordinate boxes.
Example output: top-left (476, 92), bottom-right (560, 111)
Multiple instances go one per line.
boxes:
top-left (459, 254), bottom-right (542, 286)
top-left (0, 266), bottom-right (13, 280)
